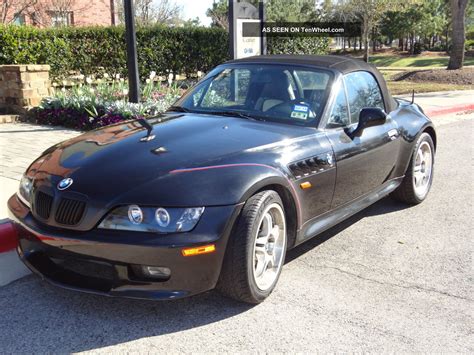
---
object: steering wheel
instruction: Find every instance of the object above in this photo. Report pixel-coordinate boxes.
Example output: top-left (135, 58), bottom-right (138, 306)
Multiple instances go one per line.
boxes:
top-left (265, 100), bottom-right (316, 119)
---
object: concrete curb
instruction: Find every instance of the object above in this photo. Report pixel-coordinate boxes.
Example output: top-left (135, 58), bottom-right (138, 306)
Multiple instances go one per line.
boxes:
top-left (425, 103), bottom-right (474, 117)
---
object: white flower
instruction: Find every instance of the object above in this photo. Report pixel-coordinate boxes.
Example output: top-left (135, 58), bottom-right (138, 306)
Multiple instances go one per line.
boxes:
top-left (167, 73), bottom-right (173, 86)
top-left (61, 87), bottom-right (66, 92)
top-left (115, 74), bottom-right (121, 80)
top-left (89, 88), bottom-right (95, 93)
top-left (197, 71), bottom-right (202, 78)
top-left (78, 74), bottom-right (85, 80)
top-left (103, 73), bottom-right (109, 79)
top-left (86, 77), bottom-right (93, 84)
top-left (52, 82), bottom-right (58, 87)
top-left (62, 80), bottom-right (67, 86)
top-left (146, 78), bottom-right (151, 84)
top-left (97, 78), bottom-right (102, 83)
top-left (120, 78), bottom-right (125, 82)
top-left (78, 83), bottom-right (83, 88)
top-left (149, 71), bottom-right (156, 80)
top-left (122, 89), bottom-right (129, 95)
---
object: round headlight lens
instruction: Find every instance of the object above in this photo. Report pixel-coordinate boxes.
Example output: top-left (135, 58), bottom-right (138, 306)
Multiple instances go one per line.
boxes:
top-left (155, 207), bottom-right (170, 227)
top-left (128, 205), bottom-right (143, 224)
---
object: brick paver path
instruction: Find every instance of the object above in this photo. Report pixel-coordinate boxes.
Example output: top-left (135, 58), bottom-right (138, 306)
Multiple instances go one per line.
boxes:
top-left (0, 123), bottom-right (80, 181)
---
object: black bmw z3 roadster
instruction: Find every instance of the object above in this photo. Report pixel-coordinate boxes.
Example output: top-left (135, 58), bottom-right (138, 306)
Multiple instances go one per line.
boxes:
top-left (8, 55), bottom-right (436, 303)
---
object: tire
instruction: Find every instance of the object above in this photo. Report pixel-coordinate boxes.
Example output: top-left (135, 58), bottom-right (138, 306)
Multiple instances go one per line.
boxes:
top-left (391, 132), bottom-right (435, 205)
top-left (217, 190), bottom-right (287, 304)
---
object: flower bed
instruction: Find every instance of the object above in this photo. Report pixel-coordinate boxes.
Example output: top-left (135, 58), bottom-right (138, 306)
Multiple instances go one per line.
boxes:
top-left (34, 72), bottom-right (192, 131)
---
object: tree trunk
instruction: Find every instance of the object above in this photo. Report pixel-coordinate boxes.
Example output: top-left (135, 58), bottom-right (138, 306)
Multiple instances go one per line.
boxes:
top-left (448, 0), bottom-right (468, 70)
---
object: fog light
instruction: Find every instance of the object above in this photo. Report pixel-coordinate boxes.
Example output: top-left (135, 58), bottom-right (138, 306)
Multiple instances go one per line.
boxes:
top-left (155, 207), bottom-right (170, 227)
top-left (142, 266), bottom-right (171, 279)
top-left (128, 205), bottom-right (143, 224)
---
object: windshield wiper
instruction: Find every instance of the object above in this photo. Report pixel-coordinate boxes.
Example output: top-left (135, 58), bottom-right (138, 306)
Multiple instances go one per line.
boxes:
top-left (167, 105), bottom-right (191, 113)
top-left (204, 110), bottom-right (266, 121)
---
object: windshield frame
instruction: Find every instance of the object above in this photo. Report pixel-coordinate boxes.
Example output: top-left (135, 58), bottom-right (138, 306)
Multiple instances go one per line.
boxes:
top-left (173, 63), bottom-right (335, 127)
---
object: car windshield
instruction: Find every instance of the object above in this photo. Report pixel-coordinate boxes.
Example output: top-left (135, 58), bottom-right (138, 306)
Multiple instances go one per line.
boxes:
top-left (173, 64), bottom-right (333, 126)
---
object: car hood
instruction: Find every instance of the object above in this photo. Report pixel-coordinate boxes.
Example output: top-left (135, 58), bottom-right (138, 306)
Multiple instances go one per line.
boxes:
top-left (30, 113), bottom-right (314, 204)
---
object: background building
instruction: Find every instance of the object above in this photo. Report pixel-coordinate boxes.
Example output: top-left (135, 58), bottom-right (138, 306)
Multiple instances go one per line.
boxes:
top-left (1, 0), bottom-right (117, 27)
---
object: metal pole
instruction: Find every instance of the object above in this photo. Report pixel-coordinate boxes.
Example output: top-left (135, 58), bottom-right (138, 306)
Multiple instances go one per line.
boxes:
top-left (259, 0), bottom-right (266, 55)
top-left (123, 0), bottom-right (140, 103)
top-left (228, 0), bottom-right (236, 59)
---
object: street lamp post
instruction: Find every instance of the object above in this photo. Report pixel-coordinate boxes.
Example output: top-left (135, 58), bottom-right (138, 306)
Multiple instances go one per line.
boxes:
top-left (123, 0), bottom-right (140, 103)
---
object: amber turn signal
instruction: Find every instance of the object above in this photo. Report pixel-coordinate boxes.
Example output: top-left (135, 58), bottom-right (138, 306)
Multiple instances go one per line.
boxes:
top-left (182, 244), bottom-right (216, 256)
top-left (300, 181), bottom-right (312, 189)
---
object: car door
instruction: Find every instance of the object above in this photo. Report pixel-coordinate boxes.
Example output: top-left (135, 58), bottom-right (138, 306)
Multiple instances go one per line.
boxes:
top-left (325, 71), bottom-right (400, 208)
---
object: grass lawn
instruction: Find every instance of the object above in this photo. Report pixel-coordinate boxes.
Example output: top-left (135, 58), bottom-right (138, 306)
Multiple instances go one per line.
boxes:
top-left (386, 81), bottom-right (473, 95)
top-left (370, 55), bottom-right (474, 68)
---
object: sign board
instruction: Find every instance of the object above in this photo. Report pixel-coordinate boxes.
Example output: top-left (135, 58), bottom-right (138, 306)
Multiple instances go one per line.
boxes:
top-left (229, 0), bottom-right (266, 59)
top-left (236, 19), bottom-right (261, 58)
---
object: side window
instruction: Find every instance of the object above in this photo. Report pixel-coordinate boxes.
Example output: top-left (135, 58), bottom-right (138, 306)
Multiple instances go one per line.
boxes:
top-left (327, 83), bottom-right (349, 127)
top-left (344, 71), bottom-right (384, 124)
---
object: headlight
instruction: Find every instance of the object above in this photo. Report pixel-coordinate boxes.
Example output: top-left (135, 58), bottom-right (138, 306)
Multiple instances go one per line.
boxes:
top-left (98, 205), bottom-right (205, 233)
top-left (18, 175), bottom-right (33, 207)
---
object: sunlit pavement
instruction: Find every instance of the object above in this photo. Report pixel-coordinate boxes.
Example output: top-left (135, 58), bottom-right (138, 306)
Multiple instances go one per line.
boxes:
top-left (0, 108), bottom-right (472, 352)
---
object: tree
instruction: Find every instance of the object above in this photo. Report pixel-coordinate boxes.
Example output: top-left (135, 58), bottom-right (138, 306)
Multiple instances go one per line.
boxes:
top-left (448, 0), bottom-right (469, 69)
top-left (0, 0), bottom-right (37, 24)
top-left (116, 0), bottom-right (182, 25)
top-left (206, 0), bottom-right (229, 30)
top-left (343, 0), bottom-right (399, 62)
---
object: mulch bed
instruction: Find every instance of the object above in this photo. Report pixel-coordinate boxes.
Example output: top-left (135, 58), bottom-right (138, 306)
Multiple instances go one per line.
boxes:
top-left (394, 67), bottom-right (474, 85)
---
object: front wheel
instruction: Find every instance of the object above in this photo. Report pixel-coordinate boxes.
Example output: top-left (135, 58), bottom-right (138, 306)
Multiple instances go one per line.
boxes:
top-left (217, 190), bottom-right (287, 304)
top-left (391, 132), bottom-right (435, 204)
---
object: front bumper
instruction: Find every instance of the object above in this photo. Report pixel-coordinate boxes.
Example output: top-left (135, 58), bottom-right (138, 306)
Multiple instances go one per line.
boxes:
top-left (8, 194), bottom-right (242, 300)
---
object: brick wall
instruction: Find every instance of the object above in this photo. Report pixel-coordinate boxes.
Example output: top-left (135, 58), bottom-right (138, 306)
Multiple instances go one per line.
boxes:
top-left (72, 0), bottom-right (115, 26)
top-left (3, 0), bottom-right (116, 27)
top-left (0, 65), bottom-right (51, 114)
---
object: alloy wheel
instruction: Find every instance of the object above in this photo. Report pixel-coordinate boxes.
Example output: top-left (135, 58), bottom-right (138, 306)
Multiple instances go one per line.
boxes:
top-left (252, 203), bottom-right (286, 291)
top-left (413, 141), bottom-right (433, 199)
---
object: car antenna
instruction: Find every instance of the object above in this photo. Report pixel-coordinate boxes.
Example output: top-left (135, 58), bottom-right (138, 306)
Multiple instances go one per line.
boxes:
top-left (411, 89), bottom-right (415, 104)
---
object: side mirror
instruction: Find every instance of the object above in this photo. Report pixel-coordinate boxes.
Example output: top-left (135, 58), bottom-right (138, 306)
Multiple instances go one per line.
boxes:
top-left (346, 107), bottom-right (387, 138)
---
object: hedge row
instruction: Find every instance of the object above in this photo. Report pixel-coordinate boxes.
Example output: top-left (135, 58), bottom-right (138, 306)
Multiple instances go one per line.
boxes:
top-left (0, 25), bottom-right (229, 80)
top-left (0, 25), bottom-right (329, 81)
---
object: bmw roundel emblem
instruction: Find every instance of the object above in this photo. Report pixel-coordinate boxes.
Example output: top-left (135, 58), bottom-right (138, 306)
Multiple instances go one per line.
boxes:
top-left (58, 178), bottom-right (73, 190)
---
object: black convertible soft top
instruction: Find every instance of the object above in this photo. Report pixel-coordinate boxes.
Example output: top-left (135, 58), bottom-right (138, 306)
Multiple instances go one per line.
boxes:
top-left (227, 54), bottom-right (376, 74)
top-left (226, 55), bottom-right (397, 112)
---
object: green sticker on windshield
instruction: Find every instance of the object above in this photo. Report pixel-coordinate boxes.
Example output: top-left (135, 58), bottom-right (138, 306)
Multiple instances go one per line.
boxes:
top-left (291, 104), bottom-right (309, 120)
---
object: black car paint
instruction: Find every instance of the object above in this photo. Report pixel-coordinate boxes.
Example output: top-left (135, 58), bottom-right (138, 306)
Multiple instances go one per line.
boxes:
top-left (8, 55), bottom-right (436, 300)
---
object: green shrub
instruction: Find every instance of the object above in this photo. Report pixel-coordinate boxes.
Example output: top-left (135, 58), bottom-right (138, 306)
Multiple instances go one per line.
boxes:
top-left (267, 36), bottom-right (330, 55)
top-left (466, 39), bottom-right (474, 50)
top-left (0, 24), bottom-right (229, 80)
top-left (0, 24), bottom-right (330, 80)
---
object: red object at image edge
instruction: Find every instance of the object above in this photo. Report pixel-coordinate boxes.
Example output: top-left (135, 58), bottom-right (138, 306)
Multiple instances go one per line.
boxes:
top-left (0, 222), bottom-right (18, 253)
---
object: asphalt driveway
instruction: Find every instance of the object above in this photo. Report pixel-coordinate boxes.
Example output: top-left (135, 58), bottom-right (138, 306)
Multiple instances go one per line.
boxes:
top-left (0, 117), bottom-right (472, 353)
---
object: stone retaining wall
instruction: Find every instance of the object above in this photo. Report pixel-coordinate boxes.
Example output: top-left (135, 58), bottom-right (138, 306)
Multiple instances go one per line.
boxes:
top-left (0, 65), bottom-right (51, 114)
